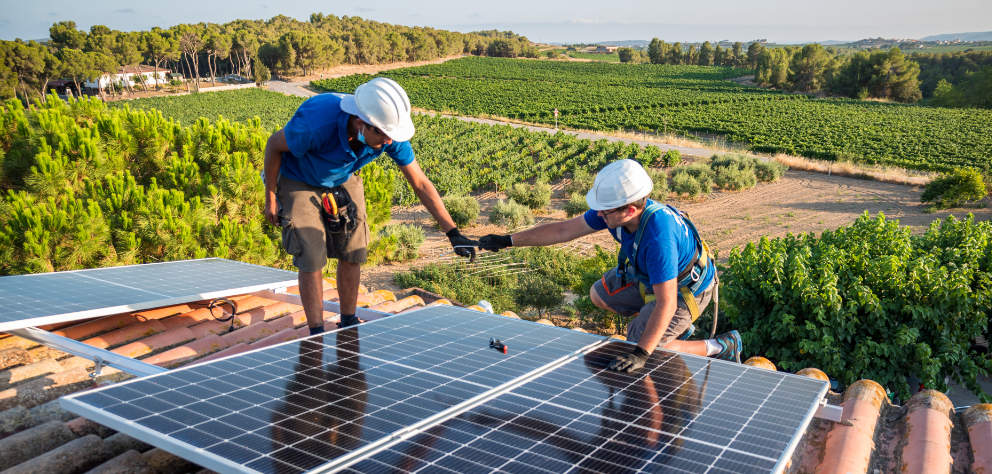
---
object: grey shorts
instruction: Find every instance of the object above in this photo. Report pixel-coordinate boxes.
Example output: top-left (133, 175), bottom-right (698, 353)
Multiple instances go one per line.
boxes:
top-left (277, 174), bottom-right (369, 272)
top-left (593, 267), bottom-right (714, 345)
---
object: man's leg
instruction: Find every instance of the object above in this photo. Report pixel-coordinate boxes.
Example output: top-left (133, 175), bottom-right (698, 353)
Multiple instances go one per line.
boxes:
top-left (299, 270), bottom-right (325, 332)
top-left (336, 261), bottom-right (361, 317)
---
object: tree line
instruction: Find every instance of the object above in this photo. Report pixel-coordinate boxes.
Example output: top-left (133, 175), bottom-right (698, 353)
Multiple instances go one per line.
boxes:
top-left (618, 39), bottom-right (753, 68)
top-left (0, 13), bottom-right (532, 102)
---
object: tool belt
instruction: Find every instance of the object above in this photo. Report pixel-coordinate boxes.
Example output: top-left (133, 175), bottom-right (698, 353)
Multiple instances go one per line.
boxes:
top-left (319, 185), bottom-right (358, 253)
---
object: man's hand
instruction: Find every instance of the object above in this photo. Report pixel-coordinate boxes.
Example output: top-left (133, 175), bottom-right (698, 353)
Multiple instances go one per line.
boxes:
top-left (608, 346), bottom-right (651, 373)
top-left (479, 234), bottom-right (513, 252)
top-left (264, 193), bottom-right (280, 227)
top-left (446, 228), bottom-right (478, 261)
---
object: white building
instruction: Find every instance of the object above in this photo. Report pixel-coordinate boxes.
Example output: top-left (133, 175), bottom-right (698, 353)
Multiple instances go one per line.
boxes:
top-left (83, 65), bottom-right (171, 90)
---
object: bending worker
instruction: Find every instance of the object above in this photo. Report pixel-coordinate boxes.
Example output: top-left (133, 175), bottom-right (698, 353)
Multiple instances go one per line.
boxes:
top-left (479, 159), bottom-right (742, 372)
top-left (263, 77), bottom-right (476, 335)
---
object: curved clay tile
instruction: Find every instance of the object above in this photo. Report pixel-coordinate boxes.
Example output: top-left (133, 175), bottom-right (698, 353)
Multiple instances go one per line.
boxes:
top-left (743, 356), bottom-right (777, 371)
top-left (797, 367), bottom-right (830, 382)
top-left (964, 404), bottom-right (992, 474)
top-left (818, 379), bottom-right (888, 474)
top-left (901, 390), bottom-right (954, 474)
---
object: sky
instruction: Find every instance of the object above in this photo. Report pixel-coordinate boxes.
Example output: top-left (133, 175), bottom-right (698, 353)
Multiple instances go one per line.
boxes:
top-left (0, 0), bottom-right (989, 44)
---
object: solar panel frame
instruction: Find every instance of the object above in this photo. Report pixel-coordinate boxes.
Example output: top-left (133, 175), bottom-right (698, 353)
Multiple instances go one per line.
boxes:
top-left (0, 258), bottom-right (297, 332)
top-left (342, 341), bottom-right (829, 474)
top-left (62, 306), bottom-right (827, 474)
top-left (62, 306), bottom-right (609, 474)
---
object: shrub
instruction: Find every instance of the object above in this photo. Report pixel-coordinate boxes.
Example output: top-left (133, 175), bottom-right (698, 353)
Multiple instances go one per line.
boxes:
top-left (563, 191), bottom-right (588, 217)
top-left (566, 168), bottom-right (595, 195)
top-left (684, 163), bottom-right (715, 192)
top-left (921, 168), bottom-right (988, 210)
top-left (660, 149), bottom-right (682, 167)
top-left (514, 273), bottom-right (565, 316)
top-left (442, 195), bottom-right (480, 227)
top-left (507, 180), bottom-right (552, 209)
top-left (722, 213), bottom-right (992, 402)
top-left (711, 153), bottom-right (758, 191)
top-left (646, 168), bottom-right (669, 200)
top-left (714, 166), bottom-right (757, 191)
top-left (754, 159), bottom-right (787, 182)
top-left (367, 224), bottom-right (424, 264)
top-left (670, 170), bottom-right (702, 198)
top-left (489, 199), bottom-right (534, 229)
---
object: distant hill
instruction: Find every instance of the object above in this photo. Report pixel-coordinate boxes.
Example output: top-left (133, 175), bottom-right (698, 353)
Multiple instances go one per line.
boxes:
top-left (921, 31), bottom-right (992, 42)
top-left (597, 40), bottom-right (649, 48)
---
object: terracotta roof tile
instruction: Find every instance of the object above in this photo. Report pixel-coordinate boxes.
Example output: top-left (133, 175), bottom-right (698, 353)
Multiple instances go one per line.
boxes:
top-left (0, 284), bottom-right (985, 473)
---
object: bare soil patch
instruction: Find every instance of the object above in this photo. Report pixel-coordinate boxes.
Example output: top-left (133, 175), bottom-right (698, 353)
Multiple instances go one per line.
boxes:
top-left (361, 170), bottom-right (991, 295)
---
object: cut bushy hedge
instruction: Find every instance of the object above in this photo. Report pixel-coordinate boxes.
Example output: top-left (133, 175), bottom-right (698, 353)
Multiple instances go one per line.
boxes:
top-left (367, 224), bottom-right (425, 264)
top-left (489, 199), bottom-right (534, 229)
top-left (921, 167), bottom-right (988, 210)
top-left (722, 213), bottom-right (992, 402)
top-left (442, 195), bottom-right (480, 227)
top-left (507, 180), bottom-right (552, 209)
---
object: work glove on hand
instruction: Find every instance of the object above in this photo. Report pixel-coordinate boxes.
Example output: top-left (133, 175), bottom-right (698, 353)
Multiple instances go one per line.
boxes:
top-left (479, 234), bottom-right (513, 252)
top-left (446, 228), bottom-right (478, 261)
top-left (608, 346), bottom-right (650, 373)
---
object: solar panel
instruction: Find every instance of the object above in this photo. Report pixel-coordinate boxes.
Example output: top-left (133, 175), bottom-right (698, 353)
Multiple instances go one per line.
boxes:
top-left (62, 306), bottom-right (606, 474)
top-left (0, 258), bottom-right (297, 332)
top-left (62, 306), bottom-right (827, 474)
top-left (349, 342), bottom-right (826, 474)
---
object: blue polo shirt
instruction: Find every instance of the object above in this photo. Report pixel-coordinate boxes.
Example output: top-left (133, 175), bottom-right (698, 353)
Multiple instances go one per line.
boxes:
top-left (281, 93), bottom-right (415, 188)
top-left (584, 200), bottom-right (715, 295)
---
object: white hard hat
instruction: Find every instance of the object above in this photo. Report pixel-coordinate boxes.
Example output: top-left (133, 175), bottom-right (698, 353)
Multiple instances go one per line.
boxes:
top-left (585, 159), bottom-right (653, 210)
top-left (339, 77), bottom-right (415, 142)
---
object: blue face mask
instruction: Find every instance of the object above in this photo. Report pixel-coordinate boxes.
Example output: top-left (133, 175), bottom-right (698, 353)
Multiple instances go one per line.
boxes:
top-left (356, 128), bottom-right (367, 145)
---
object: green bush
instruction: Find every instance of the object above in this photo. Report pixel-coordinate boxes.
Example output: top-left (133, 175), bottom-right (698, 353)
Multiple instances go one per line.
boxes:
top-left (646, 168), bottom-right (669, 200)
top-left (660, 149), bottom-right (682, 167)
top-left (714, 165), bottom-right (757, 191)
top-left (754, 159), bottom-right (787, 182)
top-left (367, 224), bottom-right (424, 264)
top-left (442, 195), bottom-right (480, 227)
top-left (361, 161), bottom-right (395, 235)
top-left (921, 168), bottom-right (988, 210)
top-left (566, 168), bottom-right (595, 195)
top-left (723, 213), bottom-right (992, 402)
top-left (489, 199), bottom-right (534, 229)
top-left (670, 170), bottom-right (703, 198)
top-left (670, 163), bottom-right (714, 198)
top-left (514, 273), bottom-right (565, 316)
top-left (507, 180), bottom-right (552, 209)
top-left (563, 192), bottom-right (588, 217)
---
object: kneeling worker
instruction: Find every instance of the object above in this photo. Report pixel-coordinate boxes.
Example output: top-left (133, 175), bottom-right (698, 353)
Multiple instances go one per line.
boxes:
top-left (263, 78), bottom-right (477, 335)
top-left (479, 159), bottom-right (741, 372)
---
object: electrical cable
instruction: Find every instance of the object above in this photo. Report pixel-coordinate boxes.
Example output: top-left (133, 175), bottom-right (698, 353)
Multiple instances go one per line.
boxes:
top-left (207, 298), bottom-right (239, 333)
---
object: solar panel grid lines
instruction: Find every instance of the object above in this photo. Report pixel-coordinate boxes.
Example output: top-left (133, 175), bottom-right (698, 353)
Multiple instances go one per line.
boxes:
top-left (350, 340), bottom-right (827, 474)
top-left (62, 306), bottom-right (613, 474)
top-left (0, 258), bottom-right (297, 331)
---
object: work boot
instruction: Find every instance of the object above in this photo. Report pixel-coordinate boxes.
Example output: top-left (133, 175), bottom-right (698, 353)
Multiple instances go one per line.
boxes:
top-left (713, 330), bottom-right (742, 363)
top-left (337, 314), bottom-right (360, 329)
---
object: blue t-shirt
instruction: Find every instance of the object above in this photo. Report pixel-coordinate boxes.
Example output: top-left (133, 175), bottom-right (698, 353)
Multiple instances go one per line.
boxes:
top-left (280, 93), bottom-right (415, 188)
top-left (584, 200), bottom-right (715, 296)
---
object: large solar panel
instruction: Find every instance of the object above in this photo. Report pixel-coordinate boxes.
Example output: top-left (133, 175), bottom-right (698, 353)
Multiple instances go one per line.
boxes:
top-left (348, 342), bottom-right (826, 474)
top-left (0, 258), bottom-right (297, 332)
top-left (62, 306), bottom-right (827, 474)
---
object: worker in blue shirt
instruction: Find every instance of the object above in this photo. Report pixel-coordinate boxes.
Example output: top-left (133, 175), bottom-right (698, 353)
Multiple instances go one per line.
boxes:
top-left (479, 159), bottom-right (741, 372)
top-left (263, 78), bottom-right (476, 335)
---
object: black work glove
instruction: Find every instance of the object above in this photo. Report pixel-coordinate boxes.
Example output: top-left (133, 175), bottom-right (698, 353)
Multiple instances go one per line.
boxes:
top-left (608, 346), bottom-right (650, 373)
top-left (446, 228), bottom-right (478, 261)
top-left (479, 234), bottom-right (513, 252)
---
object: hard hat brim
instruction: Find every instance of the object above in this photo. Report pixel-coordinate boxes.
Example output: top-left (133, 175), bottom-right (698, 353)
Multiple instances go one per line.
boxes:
top-left (340, 94), bottom-right (416, 143)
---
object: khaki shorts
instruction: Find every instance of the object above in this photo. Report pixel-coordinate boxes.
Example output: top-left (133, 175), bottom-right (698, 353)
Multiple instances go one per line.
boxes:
top-left (277, 174), bottom-right (369, 272)
top-left (593, 267), bottom-right (713, 345)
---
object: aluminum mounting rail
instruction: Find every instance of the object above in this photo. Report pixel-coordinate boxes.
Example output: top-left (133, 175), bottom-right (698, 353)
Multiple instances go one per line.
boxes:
top-left (8, 327), bottom-right (167, 378)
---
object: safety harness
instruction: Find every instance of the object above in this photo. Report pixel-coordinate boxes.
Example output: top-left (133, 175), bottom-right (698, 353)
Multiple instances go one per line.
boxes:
top-left (616, 203), bottom-right (718, 329)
